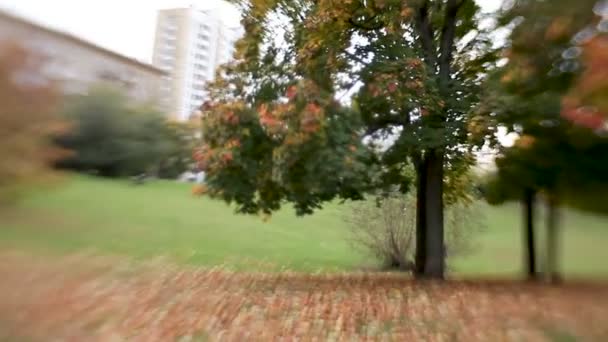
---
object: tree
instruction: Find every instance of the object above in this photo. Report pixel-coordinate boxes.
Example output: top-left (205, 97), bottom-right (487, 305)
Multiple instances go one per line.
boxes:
top-left (199, 0), bottom-right (498, 279)
top-left (562, 26), bottom-right (608, 129)
top-left (0, 43), bottom-right (67, 205)
top-left (481, 140), bottom-right (554, 281)
top-left (481, 158), bottom-right (540, 280)
top-left (476, 0), bottom-right (608, 282)
top-left (56, 88), bottom-right (173, 178)
top-left (157, 120), bottom-right (199, 179)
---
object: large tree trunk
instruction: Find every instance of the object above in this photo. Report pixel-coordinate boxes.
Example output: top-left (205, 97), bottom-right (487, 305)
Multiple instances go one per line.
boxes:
top-left (414, 157), bottom-right (428, 276)
top-left (411, 0), bottom-right (463, 281)
top-left (423, 149), bottom-right (445, 279)
top-left (546, 196), bottom-right (561, 284)
top-left (523, 189), bottom-right (537, 280)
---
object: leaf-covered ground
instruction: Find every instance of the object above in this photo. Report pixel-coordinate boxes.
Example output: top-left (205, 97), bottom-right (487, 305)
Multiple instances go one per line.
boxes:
top-left (1, 252), bottom-right (607, 341)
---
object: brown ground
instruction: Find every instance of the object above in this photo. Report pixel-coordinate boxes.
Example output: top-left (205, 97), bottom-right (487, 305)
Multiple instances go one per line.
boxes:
top-left (0, 252), bottom-right (607, 341)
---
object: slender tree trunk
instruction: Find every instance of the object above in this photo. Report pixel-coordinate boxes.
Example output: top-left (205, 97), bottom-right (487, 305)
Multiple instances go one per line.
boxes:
top-left (523, 189), bottom-right (537, 280)
top-left (423, 149), bottom-right (445, 279)
top-left (546, 196), bottom-right (561, 284)
top-left (414, 157), bottom-right (428, 276)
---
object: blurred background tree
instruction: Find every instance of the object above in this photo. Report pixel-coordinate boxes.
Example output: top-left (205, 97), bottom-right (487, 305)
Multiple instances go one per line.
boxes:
top-left (156, 120), bottom-right (199, 179)
top-left (476, 0), bottom-right (608, 282)
top-left (0, 42), bottom-right (67, 206)
top-left (55, 88), bottom-right (186, 178)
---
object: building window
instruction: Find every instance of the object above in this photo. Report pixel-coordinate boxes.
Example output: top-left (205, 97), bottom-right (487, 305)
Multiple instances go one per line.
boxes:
top-left (161, 57), bottom-right (173, 69)
top-left (164, 17), bottom-right (177, 32)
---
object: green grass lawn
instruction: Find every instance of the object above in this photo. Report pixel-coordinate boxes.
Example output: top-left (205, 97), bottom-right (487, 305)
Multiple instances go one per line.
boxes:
top-left (1, 175), bottom-right (607, 277)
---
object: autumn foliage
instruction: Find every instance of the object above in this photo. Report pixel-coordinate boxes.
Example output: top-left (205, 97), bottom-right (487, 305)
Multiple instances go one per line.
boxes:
top-left (195, 78), bottom-right (373, 215)
top-left (562, 34), bottom-right (608, 130)
top-left (0, 43), bottom-right (67, 204)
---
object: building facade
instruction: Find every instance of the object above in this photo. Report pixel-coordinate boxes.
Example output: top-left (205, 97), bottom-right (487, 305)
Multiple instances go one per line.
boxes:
top-left (0, 10), bottom-right (166, 108)
top-left (152, 7), bottom-right (241, 121)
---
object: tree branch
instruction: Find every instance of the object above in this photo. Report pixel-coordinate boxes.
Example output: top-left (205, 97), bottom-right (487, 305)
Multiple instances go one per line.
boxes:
top-left (439, 0), bottom-right (466, 89)
top-left (345, 50), bottom-right (369, 66)
top-left (348, 15), bottom-right (384, 31)
top-left (365, 116), bottom-right (406, 136)
top-left (414, 0), bottom-right (437, 69)
top-left (411, 151), bottom-right (422, 169)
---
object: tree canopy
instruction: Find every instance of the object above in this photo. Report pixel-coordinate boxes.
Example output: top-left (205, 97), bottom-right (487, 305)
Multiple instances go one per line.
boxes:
top-left (477, 0), bottom-right (608, 201)
top-left (198, 0), bottom-right (496, 211)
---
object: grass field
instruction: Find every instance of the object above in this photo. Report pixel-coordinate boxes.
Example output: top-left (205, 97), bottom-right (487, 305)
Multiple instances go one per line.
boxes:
top-left (1, 175), bottom-right (608, 278)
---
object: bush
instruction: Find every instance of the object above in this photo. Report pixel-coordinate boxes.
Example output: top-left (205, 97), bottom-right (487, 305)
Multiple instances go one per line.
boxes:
top-left (55, 88), bottom-right (183, 178)
top-left (156, 121), bottom-right (199, 179)
top-left (345, 192), bottom-right (484, 271)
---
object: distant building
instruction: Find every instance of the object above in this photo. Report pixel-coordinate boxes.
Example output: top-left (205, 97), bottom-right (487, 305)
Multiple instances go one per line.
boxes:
top-left (152, 6), bottom-right (242, 121)
top-left (0, 10), bottom-right (166, 108)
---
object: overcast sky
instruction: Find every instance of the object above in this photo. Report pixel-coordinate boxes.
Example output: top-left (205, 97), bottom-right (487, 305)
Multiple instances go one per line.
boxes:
top-left (0, 0), bottom-right (503, 64)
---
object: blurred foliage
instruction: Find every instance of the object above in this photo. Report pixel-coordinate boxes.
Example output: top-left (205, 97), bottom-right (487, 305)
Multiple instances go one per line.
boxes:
top-left (477, 0), bottom-right (608, 211)
top-left (157, 120), bottom-right (199, 179)
top-left (0, 43), bottom-right (67, 205)
top-left (55, 88), bottom-right (191, 178)
top-left (563, 34), bottom-right (608, 128)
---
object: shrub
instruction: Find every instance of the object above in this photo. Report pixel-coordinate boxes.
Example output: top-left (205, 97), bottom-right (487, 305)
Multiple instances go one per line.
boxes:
top-left (55, 88), bottom-right (177, 178)
top-left (156, 121), bottom-right (199, 179)
top-left (345, 192), bottom-right (484, 271)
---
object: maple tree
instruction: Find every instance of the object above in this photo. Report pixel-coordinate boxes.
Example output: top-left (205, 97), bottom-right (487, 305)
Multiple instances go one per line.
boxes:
top-left (0, 43), bottom-right (66, 205)
top-left (476, 0), bottom-right (608, 282)
top-left (198, 0), bottom-right (499, 279)
top-left (562, 34), bottom-right (608, 130)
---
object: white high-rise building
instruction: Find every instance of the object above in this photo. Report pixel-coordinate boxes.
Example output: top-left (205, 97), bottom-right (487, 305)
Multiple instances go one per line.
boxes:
top-left (152, 6), bottom-right (241, 121)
